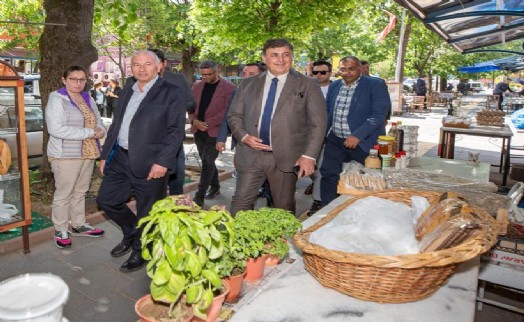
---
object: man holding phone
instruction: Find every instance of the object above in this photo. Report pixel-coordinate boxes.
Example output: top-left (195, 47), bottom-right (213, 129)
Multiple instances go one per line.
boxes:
top-left (228, 38), bottom-right (327, 215)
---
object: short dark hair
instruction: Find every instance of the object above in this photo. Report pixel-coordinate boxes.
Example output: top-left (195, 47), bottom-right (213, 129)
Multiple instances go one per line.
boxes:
top-left (199, 60), bottom-right (218, 70)
top-left (148, 48), bottom-right (166, 63)
top-left (339, 56), bottom-right (361, 65)
top-left (62, 65), bottom-right (86, 78)
top-left (313, 60), bottom-right (332, 72)
top-left (245, 61), bottom-right (267, 73)
top-left (262, 38), bottom-right (293, 55)
top-left (360, 60), bottom-right (369, 66)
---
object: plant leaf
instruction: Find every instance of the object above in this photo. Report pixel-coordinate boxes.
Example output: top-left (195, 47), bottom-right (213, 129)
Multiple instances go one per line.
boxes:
top-left (208, 239), bottom-right (223, 259)
top-left (199, 288), bottom-right (214, 311)
top-left (152, 258), bottom-right (171, 286)
top-left (150, 282), bottom-right (176, 304)
top-left (186, 252), bottom-right (202, 277)
top-left (165, 272), bottom-right (185, 302)
top-left (185, 284), bottom-right (202, 304)
top-left (202, 269), bottom-right (222, 289)
top-left (202, 210), bottom-right (222, 226)
top-left (196, 226), bottom-right (212, 250)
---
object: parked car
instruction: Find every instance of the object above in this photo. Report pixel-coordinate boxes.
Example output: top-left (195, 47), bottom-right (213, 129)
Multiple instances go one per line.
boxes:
top-left (469, 82), bottom-right (484, 93)
top-left (403, 79), bottom-right (415, 93)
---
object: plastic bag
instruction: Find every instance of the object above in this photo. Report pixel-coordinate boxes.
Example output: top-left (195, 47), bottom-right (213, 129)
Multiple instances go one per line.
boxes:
top-left (510, 108), bottom-right (524, 129)
top-left (309, 196), bottom-right (420, 255)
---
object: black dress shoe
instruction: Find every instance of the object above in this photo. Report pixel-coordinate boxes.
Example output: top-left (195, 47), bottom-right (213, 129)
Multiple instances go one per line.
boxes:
top-left (266, 197), bottom-right (274, 208)
top-left (204, 187), bottom-right (221, 199)
top-left (304, 183), bottom-right (314, 195)
top-left (307, 200), bottom-right (322, 217)
top-left (194, 194), bottom-right (204, 207)
top-left (120, 251), bottom-right (146, 273)
top-left (110, 238), bottom-right (135, 258)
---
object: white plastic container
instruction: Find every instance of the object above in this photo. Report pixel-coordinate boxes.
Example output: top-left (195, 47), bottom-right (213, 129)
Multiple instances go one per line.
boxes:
top-left (0, 273), bottom-right (69, 322)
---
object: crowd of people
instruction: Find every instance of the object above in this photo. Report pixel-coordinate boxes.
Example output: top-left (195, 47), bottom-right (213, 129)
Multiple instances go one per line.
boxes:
top-left (46, 38), bottom-right (392, 273)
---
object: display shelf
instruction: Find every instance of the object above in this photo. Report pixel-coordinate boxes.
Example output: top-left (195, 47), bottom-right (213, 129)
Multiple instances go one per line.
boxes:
top-left (0, 60), bottom-right (32, 253)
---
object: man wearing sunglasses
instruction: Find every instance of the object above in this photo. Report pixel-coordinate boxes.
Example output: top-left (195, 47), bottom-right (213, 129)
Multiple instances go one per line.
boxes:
top-left (311, 60), bottom-right (332, 97)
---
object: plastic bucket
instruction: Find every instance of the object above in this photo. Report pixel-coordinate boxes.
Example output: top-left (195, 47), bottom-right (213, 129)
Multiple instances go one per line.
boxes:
top-left (0, 273), bottom-right (69, 322)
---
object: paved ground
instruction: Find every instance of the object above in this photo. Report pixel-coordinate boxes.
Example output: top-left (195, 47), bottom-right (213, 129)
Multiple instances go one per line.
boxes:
top-left (1, 93), bottom-right (523, 321)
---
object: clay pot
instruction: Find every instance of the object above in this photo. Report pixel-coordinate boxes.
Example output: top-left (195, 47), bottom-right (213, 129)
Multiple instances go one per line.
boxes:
top-left (265, 254), bottom-right (280, 267)
top-left (191, 282), bottom-right (230, 322)
top-left (223, 271), bottom-right (246, 303)
top-left (244, 254), bottom-right (269, 283)
top-left (135, 294), bottom-right (193, 322)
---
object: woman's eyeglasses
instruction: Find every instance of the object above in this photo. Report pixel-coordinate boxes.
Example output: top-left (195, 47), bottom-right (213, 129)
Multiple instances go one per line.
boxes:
top-left (312, 71), bottom-right (329, 75)
top-left (68, 78), bottom-right (87, 83)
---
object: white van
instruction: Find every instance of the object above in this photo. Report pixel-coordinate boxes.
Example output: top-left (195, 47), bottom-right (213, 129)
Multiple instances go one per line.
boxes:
top-left (469, 82), bottom-right (484, 93)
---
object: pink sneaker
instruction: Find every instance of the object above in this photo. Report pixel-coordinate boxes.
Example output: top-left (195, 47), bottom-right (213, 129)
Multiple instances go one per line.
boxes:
top-left (54, 231), bottom-right (72, 248)
top-left (71, 224), bottom-right (104, 237)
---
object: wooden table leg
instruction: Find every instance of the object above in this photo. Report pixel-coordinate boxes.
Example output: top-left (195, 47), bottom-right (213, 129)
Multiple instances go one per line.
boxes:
top-left (22, 225), bottom-right (31, 254)
top-left (503, 137), bottom-right (511, 187)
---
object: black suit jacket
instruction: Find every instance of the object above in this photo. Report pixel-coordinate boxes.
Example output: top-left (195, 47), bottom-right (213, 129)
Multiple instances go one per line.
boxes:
top-left (101, 77), bottom-right (186, 178)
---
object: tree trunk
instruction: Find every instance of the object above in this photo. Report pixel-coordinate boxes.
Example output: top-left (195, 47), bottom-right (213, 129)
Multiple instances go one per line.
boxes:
top-left (39, 0), bottom-right (98, 174)
top-left (180, 47), bottom-right (198, 84)
top-left (397, 19), bottom-right (411, 82)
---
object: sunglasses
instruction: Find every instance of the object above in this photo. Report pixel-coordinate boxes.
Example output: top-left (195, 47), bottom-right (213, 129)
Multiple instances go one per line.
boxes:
top-left (312, 70), bottom-right (329, 75)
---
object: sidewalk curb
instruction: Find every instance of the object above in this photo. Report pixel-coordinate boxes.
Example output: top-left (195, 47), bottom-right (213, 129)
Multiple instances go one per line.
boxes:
top-left (0, 169), bottom-right (235, 254)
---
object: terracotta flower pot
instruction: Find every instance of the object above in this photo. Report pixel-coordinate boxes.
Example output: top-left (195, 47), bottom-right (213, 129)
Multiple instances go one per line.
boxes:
top-left (223, 271), bottom-right (246, 303)
top-left (244, 254), bottom-right (268, 283)
top-left (265, 254), bottom-right (280, 267)
top-left (191, 282), bottom-right (230, 322)
top-left (135, 294), bottom-right (193, 322)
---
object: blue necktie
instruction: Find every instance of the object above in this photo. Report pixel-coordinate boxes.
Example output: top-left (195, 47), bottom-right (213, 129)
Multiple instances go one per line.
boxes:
top-left (260, 77), bottom-right (278, 146)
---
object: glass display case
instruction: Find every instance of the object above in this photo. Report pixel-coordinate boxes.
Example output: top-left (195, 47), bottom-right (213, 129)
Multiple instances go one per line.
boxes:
top-left (0, 61), bottom-right (32, 253)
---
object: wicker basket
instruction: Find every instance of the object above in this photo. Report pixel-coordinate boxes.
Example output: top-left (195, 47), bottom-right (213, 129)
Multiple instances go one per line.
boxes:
top-left (293, 189), bottom-right (498, 303)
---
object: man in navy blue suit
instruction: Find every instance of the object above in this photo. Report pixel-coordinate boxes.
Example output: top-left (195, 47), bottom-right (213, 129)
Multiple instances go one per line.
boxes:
top-left (320, 56), bottom-right (391, 206)
top-left (97, 51), bottom-right (186, 272)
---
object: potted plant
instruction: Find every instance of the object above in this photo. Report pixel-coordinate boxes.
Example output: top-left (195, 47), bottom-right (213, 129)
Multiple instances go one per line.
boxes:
top-left (135, 195), bottom-right (234, 322)
top-left (257, 207), bottom-right (302, 266)
top-left (215, 244), bottom-right (247, 303)
top-left (234, 207), bottom-right (301, 282)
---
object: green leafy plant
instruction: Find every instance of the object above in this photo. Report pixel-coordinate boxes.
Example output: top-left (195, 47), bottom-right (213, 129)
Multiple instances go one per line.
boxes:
top-left (138, 195), bottom-right (234, 320)
top-left (214, 244), bottom-right (247, 277)
top-left (235, 207), bottom-right (302, 260)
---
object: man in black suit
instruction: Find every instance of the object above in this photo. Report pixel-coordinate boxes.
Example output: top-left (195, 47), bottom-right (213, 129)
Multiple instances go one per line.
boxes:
top-left (148, 49), bottom-right (196, 195)
top-left (97, 50), bottom-right (186, 272)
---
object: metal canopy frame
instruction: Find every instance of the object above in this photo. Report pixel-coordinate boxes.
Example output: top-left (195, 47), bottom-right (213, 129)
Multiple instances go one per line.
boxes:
top-left (394, 0), bottom-right (524, 53)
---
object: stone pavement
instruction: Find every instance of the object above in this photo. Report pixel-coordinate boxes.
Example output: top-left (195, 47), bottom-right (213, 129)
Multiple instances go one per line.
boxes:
top-left (1, 93), bottom-right (523, 321)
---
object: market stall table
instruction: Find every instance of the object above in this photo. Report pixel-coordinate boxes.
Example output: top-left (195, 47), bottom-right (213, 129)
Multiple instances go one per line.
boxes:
top-left (229, 196), bottom-right (481, 322)
top-left (438, 124), bottom-right (513, 186)
top-left (503, 97), bottom-right (524, 113)
top-left (408, 156), bottom-right (490, 182)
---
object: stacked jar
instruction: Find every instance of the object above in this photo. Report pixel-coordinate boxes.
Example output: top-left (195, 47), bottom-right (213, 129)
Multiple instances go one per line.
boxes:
top-left (377, 135), bottom-right (395, 154)
top-left (398, 125), bottom-right (419, 160)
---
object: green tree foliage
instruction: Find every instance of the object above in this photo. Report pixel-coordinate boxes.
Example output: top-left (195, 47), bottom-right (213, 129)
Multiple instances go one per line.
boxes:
top-left (0, 0), bottom-right (44, 51)
top-left (191, 0), bottom-right (355, 63)
top-left (93, 0), bottom-right (146, 83)
top-left (144, 0), bottom-right (200, 82)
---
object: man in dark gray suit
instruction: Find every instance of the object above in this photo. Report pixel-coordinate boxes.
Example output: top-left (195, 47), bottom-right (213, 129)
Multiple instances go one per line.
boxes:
top-left (97, 51), bottom-right (186, 272)
top-left (228, 38), bottom-right (327, 215)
